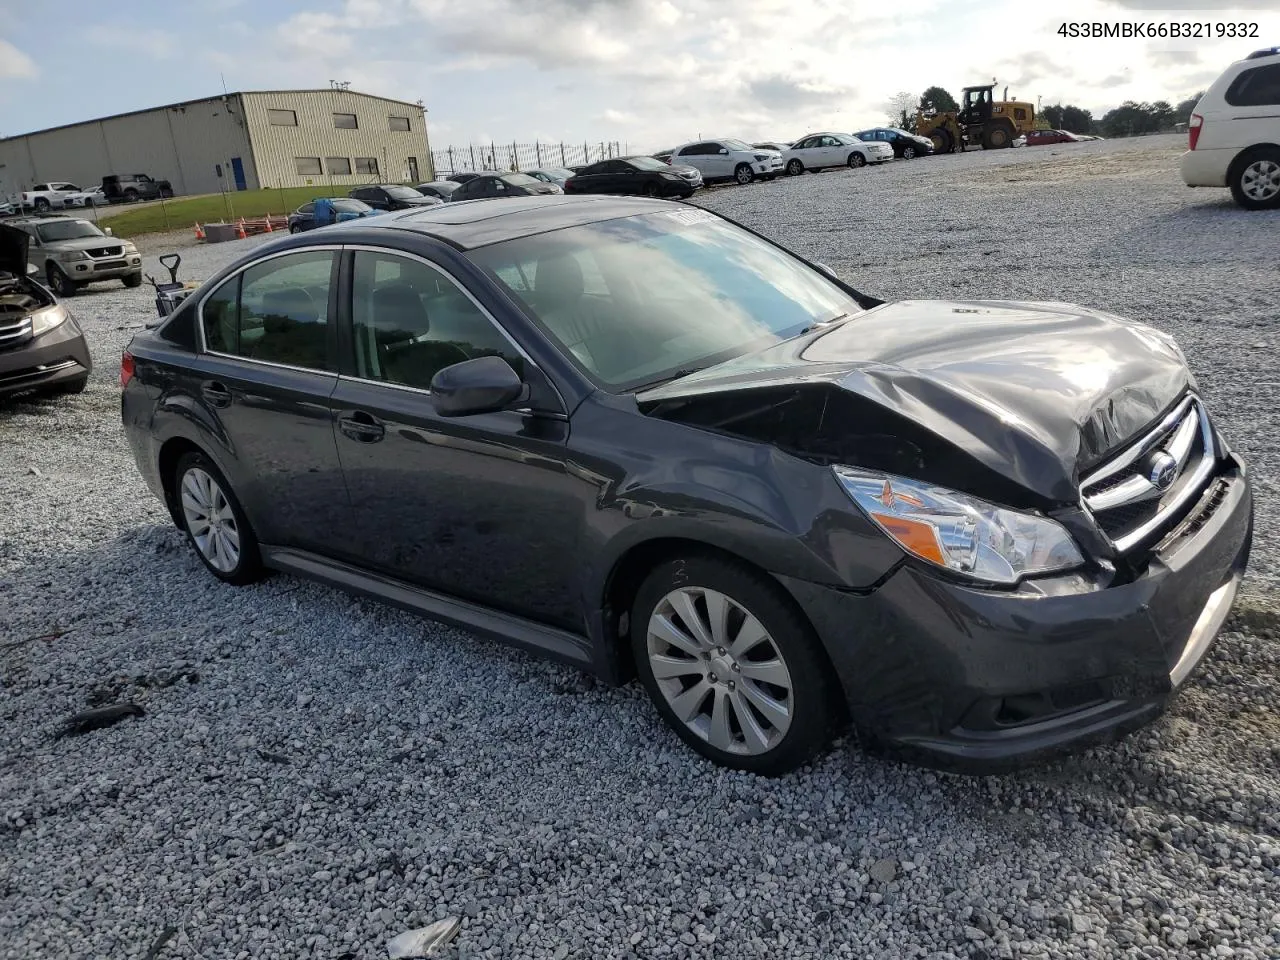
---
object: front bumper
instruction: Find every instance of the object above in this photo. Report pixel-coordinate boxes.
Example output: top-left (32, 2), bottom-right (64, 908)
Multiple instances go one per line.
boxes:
top-left (869, 148), bottom-right (895, 163)
top-left (59, 253), bottom-right (143, 282)
top-left (0, 316), bottom-right (92, 398)
top-left (753, 159), bottom-right (784, 175)
top-left (1180, 149), bottom-right (1229, 188)
top-left (780, 454), bottom-right (1253, 773)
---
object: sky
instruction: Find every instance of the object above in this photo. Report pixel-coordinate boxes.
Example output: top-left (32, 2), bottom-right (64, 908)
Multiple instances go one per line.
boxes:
top-left (1, 0), bottom-right (1277, 152)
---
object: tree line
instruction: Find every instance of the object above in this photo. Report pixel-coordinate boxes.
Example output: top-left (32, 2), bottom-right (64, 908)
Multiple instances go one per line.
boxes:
top-left (884, 87), bottom-right (1204, 139)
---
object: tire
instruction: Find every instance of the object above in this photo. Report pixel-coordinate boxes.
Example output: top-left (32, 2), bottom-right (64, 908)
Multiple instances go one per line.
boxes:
top-left (631, 554), bottom-right (838, 775)
top-left (930, 129), bottom-right (953, 154)
top-left (902, 145), bottom-right (917, 160)
top-left (123, 188), bottom-right (139, 202)
top-left (734, 163), bottom-right (754, 185)
top-left (46, 265), bottom-right (77, 298)
top-left (786, 158), bottom-right (803, 177)
top-left (983, 124), bottom-right (1012, 150)
top-left (34, 197), bottom-right (50, 212)
top-left (847, 152), bottom-right (867, 168)
top-left (1228, 148), bottom-right (1280, 211)
top-left (643, 181), bottom-right (661, 198)
top-left (159, 187), bottom-right (173, 199)
top-left (173, 452), bottom-right (264, 585)
top-left (289, 224), bottom-right (302, 234)
top-left (123, 272), bottom-right (143, 288)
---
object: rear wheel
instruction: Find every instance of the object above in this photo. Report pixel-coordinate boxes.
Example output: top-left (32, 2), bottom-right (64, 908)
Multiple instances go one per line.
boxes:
top-left (902, 145), bottom-right (917, 160)
top-left (734, 163), bottom-right (754, 185)
top-left (983, 124), bottom-right (1013, 149)
top-left (847, 152), bottom-right (867, 168)
top-left (46, 265), bottom-right (77, 298)
top-left (34, 197), bottom-right (50, 212)
top-left (174, 452), bottom-right (264, 585)
top-left (786, 158), bottom-right (803, 176)
top-left (1229, 148), bottom-right (1280, 210)
top-left (124, 188), bottom-right (139, 202)
top-left (631, 554), bottom-right (837, 775)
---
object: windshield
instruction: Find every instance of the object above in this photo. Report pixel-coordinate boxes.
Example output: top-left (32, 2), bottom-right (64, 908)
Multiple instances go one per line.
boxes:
top-left (545, 168), bottom-right (574, 179)
top-left (384, 186), bottom-right (422, 199)
top-left (38, 220), bottom-right (104, 242)
top-left (470, 209), bottom-right (863, 391)
top-left (722, 138), bottom-right (754, 152)
top-left (333, 199), bottom-right (372, 213)
top-left (501, 173), bottom-right (538, 186)
top-left (625, 156), bottom-right (669, 171)
top-left (421, 181), bottom-right (458, 194)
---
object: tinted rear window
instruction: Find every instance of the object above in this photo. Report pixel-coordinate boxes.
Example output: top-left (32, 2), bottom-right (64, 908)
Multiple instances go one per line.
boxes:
top-left (1226, 63), bottom-right (1280, 106)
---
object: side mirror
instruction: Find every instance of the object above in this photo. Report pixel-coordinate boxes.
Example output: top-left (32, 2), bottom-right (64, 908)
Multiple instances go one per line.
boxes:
top-left (718, 148), bottom-right (729, 154)
top-left (430, 356), bottom-right (527, 417)
top-left (104, 227), bottom-right (114, 236)
top-left (26, 263), bottom-right (39, 277)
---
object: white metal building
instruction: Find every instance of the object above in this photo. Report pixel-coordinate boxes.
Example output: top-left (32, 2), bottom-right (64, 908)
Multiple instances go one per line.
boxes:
top-left (0, 89), bottom-right (433, 200)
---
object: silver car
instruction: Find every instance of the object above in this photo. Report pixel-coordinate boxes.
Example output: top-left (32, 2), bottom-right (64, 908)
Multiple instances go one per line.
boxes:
top-left (10, 216), bottom-right (143, 297)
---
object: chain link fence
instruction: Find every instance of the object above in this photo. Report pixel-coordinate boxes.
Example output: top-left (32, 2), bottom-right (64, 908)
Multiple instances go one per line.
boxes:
top-left (431, 141), bottom-right (629, 176)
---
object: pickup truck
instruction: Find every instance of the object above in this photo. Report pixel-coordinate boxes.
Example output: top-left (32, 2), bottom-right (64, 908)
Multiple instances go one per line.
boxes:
top-left (20, 182), bottom-right (83, 212)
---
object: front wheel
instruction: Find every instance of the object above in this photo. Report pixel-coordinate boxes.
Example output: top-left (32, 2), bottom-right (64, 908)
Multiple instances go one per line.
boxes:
top-left (847, 153), bottom-right (867, 168)
top-left (1230, 148), bottom-right (1280, 210)
top-left (786, 159), bottom-right (803, 176)
top-left (289, 224), bottom-right (302, 234)
top-left (123, 189), bottom-right (139, 202)
top-left (631, 555), bottom-right (838, 775)
top-left (734, 163), bottom-right (754, 185)
top-left (123, 272), bottom-right (143, 288)
top-left (174, 452), bottom-right (264, 585)
top-left (902, 146), bottom-right (917, 160)
top-left (47, 265), bottom-right (77, 298)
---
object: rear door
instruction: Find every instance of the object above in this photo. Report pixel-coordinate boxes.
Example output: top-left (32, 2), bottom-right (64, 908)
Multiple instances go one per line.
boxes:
top-left (1221, 61), bottom-right (1280, 150)
top-left (671, 144), bottom-right (707, 177)
top-left (191, 247), bottom-right (350, 552)
top-left (328, 246), bottom-right (583, 627)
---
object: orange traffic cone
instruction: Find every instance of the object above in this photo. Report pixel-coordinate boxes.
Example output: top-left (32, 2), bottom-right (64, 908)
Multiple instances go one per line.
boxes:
top-left (264, 216), bottom-right (273, 233)
top-left (194, 222), bottom-right (205, 241)
top-left (236, 218), bottom-right (247, 240)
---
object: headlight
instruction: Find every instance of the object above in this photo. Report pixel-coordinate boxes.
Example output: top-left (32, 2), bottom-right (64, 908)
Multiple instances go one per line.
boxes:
top-left (753, 154), bottom-right (769, 162)
top-left (662, 172), bottom-right (682, 180)
top-left (58, 250), bottom-right (89, 261)
top-left (31, 305), bottom-right (69, 337)
top-left (833, 467), bottom-right (1084, 585)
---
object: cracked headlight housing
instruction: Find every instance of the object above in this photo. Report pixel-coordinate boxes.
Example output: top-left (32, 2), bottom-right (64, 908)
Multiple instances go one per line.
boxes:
top-left (833, 467), bottom-right (1084, 585)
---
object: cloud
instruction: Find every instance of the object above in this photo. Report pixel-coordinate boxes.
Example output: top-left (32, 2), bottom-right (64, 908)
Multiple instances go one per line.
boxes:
top-left (0, 38), bottom-right (37, 78)
top-left (747, 76), bottom-right (851, 111)
top-left (86, 25), bottom-right (180, 60)
top-left (600, 108), bottom-right (637, 124)
top-left (1105, 0), bottom-right (1274, 7)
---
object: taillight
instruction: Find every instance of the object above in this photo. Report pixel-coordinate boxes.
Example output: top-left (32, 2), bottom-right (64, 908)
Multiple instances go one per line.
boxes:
top-left (120, 351), bottom-right (134, 389)
top-left (1188, 113), bottom-right (1203, 151)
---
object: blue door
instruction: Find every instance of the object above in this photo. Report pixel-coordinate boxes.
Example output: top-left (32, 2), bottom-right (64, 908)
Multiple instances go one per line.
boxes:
top-left (231, 157), bottom-right (247, 191)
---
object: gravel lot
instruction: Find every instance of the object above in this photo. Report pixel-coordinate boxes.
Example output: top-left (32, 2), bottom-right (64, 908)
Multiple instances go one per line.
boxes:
top-left (3, 135), bottom-right (1278, 960)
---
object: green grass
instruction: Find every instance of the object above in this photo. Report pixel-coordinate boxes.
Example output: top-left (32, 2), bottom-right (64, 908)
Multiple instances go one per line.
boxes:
top-left (97, 187), bottom-right (355, 238)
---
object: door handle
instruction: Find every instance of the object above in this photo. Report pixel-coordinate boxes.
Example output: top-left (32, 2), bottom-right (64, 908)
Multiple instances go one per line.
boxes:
top-left (337, 411), bottom-right (385, 443)
top-left (201, 380), bottom-right (232, 408)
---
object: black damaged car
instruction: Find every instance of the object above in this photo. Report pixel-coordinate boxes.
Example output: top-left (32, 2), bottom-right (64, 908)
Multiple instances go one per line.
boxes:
top-left (120, 196), bottom-right (1252, 775)
top-left (0, 223), bottom-right (92, 400)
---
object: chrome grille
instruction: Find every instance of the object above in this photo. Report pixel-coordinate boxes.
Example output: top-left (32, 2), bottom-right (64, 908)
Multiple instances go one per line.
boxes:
top-left (0, 316), bottom-right (34, 351)
top-left (87, 245), bottom-right (123, 258)
top-left (1080, 395), bottom-right (1216, 553)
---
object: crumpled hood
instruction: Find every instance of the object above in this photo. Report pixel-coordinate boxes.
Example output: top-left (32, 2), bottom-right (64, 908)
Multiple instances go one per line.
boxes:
top-left (637, 299), bottom-right (1193, 503)
top-left (0, 222), bottom-right (29, 276)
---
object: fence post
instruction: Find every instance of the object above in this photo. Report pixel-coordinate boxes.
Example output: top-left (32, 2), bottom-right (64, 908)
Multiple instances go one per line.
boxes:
top-left (449, 147), bottom-right (455, 174)
top-left (490, 141), bottom-right (497, 169)
top-left (560, 143), bottom-right (567, 166)
top-left (584, 142), bottom-right (590, 163)
top-left (512, 141), bottom-right (519, 170)
top-left (469, 144), bottom-right (477, 170)
top-left (536, 142), bottom-right (542, 167)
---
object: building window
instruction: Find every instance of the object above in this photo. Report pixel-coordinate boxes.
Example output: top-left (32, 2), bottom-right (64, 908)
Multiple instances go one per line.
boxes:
top-left (295, 157), bottom-right (323, 176)
top-left (389, 116), bottom-right (411, 131)
top-left (268, 109), bottom-right (297, 126)
top-left (354, 157), bottom-right (379, 175)
top-left (333, 112), bottom-right (358, 129)
top-left (326, 157), bottom-right (352, 175)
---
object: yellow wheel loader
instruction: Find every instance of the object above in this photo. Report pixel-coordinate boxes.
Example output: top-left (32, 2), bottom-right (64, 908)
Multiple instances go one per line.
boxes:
top-left (917, 84), bottom-right (1036, 153)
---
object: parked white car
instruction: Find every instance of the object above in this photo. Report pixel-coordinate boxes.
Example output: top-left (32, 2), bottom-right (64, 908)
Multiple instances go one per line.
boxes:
top-left (62, 186), bottom-right (106, 208)
top-left (668, 139), bottom-right (784, 184)
top-left (20, 182), bottom-right (84, 212)
top-left (783, 133), bottom-right (893, 175)
top-left (1181, 46), bottom-right (1280, 210)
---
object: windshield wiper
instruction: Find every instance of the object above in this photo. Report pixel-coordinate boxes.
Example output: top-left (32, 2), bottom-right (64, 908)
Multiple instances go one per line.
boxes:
top-left (636, 366), bottom-right (710, 390)
top-left (799, 312), bottom-right (853, 335)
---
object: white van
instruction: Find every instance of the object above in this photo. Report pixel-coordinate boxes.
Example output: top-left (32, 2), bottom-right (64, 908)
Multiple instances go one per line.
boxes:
top-left (1180, 47), bottom-right (1280, 210)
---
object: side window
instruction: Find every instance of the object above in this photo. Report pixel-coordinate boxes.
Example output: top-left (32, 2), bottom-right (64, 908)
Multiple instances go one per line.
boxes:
top-left (202, 252), bottom-right (335, 369)
top-left (350, 251), bottom-right (523, 391)
top-left (1226, 64), bottom-right (1280, 106)
top-left (298, 202), bottom-right (315, 215)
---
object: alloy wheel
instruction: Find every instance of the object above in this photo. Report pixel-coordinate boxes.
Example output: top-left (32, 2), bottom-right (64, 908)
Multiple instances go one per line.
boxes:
top-left (903, 146), bottom-right (917, 159)
top-left (646, 587), bottom-right (794, 756)
top-left (180, 467), bottom-right (241, 573)
top-left (1241, 160), bottom-right (1280, 202)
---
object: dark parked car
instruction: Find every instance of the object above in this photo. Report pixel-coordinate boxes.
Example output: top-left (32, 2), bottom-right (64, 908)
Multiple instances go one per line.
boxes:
top-left (102, 173), bottom-right (173, 203)
top-left (446, 172), bottom-right (482, 184)
top-left (1, 223), bottom-right (92, 399)
top-left (121, 196), bottom-right (1252, 776)
top-left (1026, 130), bottom-right (1084, 146)
top-left (449, 172), bottom-right (562, 202)
top-left (349, 185), bottom-right (442, 211)
top-left (288, 198), bottom-right (380, 233)
top-left (851, 128), bottom-right (935, 159)
top-left (415, 181), bottom-right (460, 202)
top-left (564, 156), bottom-right (700, 198)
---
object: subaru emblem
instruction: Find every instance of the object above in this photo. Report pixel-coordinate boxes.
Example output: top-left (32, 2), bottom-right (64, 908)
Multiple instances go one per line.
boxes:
top-left (1148, 452), bottom-right (1178, 491)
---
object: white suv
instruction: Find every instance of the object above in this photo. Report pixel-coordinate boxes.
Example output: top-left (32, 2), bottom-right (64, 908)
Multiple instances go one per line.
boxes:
top-left (669, 139), bottom-right (783, 184)
top-left (1181, 47), bottom-right (1280, 210)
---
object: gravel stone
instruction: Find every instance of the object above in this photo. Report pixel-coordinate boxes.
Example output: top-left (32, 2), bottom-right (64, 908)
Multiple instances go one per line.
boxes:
top-left (3, 138), bottom-right (1279, 960)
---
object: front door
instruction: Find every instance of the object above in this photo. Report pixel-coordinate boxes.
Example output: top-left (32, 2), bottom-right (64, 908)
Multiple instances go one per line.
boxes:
top-left (407, 157), bottom-right (420, 182)
top-left (192, 248), bottom-right (349, 552)
top-left (329, 248), bottom-right (582, 628)
top-left (231, 157), bottom-right (247, 191)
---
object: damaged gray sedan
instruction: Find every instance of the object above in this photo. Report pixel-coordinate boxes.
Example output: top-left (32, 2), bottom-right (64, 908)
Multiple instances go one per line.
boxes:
top-left (121, 197), bottom-right (1252, 775)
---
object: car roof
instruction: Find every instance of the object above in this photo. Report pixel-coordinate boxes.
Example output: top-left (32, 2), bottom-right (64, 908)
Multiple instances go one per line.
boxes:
top-left (10, 215), bottom-right (81, 225)
top-left (322, 195), bottom-right (681, 251)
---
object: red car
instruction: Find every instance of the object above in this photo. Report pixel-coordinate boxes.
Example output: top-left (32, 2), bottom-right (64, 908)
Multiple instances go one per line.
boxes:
top-left (1026, 129), bottom-right (1083, 146)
